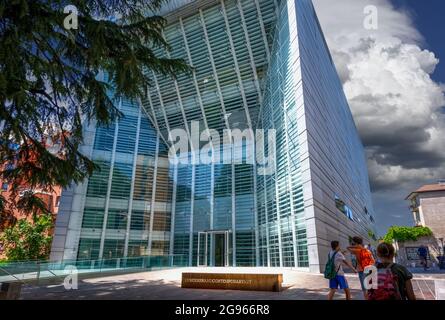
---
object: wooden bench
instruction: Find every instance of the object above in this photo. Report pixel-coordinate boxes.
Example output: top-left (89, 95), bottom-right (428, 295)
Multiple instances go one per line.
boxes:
top-left (181, 272), bottom-right (283, 292)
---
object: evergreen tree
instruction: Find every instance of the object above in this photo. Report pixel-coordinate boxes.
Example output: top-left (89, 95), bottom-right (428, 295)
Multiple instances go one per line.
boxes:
top-left (0, 1), bottom-right (189, 214)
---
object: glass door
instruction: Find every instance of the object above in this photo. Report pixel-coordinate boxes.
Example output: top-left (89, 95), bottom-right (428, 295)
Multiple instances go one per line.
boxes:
top-left (197, 231), bottom-right (230, 267)
top-left (214, 233), bottom-right (226, 267)
top-left (197, 232), bottom-right (208, 267)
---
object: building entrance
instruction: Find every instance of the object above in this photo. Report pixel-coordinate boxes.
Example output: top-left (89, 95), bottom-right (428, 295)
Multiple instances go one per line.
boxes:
top-left (197, 230), bottom-right (230, 267)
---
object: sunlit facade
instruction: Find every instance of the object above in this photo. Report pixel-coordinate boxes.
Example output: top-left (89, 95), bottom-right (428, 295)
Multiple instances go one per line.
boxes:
top-left (51, 0), bottom-right (376, 272)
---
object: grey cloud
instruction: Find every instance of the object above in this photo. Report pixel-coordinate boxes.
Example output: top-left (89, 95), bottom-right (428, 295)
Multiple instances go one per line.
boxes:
top-left (313, 0), bottom-right (445, 226)
top-left (331, 50), bottom-right (351, 83)
top-left (361, 124), bottom-right (431, 148)
top-left (372, 145), bottom-right (444, 169)
top-left (351, 37), bottom-right (376, 54)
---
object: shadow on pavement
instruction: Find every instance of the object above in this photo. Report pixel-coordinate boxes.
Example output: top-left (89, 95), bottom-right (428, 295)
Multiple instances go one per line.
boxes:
top-left (20, 277), bottom-right (366, 300)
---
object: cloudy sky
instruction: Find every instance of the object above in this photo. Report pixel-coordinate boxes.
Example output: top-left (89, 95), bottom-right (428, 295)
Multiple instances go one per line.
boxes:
top-left (312, 0), bottom-right (445, 235)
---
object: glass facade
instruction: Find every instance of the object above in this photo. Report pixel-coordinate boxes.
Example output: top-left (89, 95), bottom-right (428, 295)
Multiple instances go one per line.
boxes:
top-left (51, 0), bottom-right (376, 271)
top-left (142, 0), bottom-right (276, 267)
top-left (75, 96), bottom-right (173, 262)
top-left (256, 0), bottom-right (308, 267)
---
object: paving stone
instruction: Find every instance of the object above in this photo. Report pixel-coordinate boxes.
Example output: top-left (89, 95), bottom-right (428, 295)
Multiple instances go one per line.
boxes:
top-left (18, 267), bottom-right (439, 300)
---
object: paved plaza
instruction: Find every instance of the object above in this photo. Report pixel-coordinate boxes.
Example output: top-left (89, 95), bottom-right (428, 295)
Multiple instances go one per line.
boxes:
top-left (19, 267), bottom-right (443, 300)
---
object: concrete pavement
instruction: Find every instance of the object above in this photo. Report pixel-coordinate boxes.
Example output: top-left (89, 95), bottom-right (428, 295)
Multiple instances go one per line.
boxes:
top-left (19, 267), bottom-right (442, 300)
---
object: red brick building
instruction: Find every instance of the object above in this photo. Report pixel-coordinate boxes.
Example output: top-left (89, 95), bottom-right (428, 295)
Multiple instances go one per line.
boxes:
top-left (0, 136), bottom-right (64, 258)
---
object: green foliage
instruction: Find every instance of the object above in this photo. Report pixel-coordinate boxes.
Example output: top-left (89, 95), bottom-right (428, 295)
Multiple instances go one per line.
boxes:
top-left (0, 214), bottom-right (53, 261)
top-left (0, 0), bottom-right (190, 215)
top-left (383, 226), bottom-right (433, 243)
top-left (367, 229), bottom-right (377, 241)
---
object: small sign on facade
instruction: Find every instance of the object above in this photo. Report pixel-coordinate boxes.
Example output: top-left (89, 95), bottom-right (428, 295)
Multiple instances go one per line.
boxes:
top-left (405, 247), bottom-right (430, 260)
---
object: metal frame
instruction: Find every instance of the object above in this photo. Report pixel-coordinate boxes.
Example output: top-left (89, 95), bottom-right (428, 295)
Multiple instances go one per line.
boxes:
top-left (197, 230), bottom-right (230, 267)
top-left (98, 98), bottom-right (121, 259)
top-left (123, 107), bottom-right (142, 257)
top-left (197, 232), bottom-right (209, 267)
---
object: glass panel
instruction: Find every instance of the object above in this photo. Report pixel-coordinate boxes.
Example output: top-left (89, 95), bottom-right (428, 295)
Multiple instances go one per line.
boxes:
top-left (214, 233), bottom-right (226, 267)
top-left (197, 233), bottom-right (207, 266)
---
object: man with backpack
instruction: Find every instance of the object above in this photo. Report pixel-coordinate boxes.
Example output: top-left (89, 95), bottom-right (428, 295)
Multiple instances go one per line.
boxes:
top-left (347, 236), bottom-right (375, 300)
top-left (325, 241), bottom-right (357, 300)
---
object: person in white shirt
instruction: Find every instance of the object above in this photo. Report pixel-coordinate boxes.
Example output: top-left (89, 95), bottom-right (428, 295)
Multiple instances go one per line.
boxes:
top-left (328, 241), bottom-right (357, 300)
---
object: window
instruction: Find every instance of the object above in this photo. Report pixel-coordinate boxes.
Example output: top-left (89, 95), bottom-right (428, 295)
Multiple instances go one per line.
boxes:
top-left (55, 196), bottom-right (61, 207)
top-left (127, 241), bottom-right (149, 257)
top-left (335, 195), bottom-right (353, 220)
top-left (106, 209), bottom-right (128, 230)
top-left (103, 239), bottom-right (124, 259)
top-left (77, 238), bottom-right (100, 260)
top-left (110, 162), bottom-right (132, 199)
top-left (152, 212), bottom-right (171, 231)
top-left (334, 195), bottom-right (346, 214)
top-left (415, 211), bottom-right (421, 224)
top-left (345, 206), bottom-right (354, 221)
top-left (86, 161), bottom-right (111, 198)
top-left (130, 210), bottom-right (150, 231)
top-left (82, 208), bottom-right (105, 229)
top-left (151, 240), bottom-right (169, 255)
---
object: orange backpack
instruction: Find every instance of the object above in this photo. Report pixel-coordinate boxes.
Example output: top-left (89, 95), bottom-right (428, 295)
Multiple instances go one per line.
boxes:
top-left (359, 248), bottom-right (375, 269)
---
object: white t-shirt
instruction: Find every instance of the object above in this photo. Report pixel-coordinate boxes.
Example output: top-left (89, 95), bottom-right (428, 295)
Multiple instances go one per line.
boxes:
top-left (329, 250), bottom-right (346, 276)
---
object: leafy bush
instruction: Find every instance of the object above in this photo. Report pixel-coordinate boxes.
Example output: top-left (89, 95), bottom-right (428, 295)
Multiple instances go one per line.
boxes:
top-left (383, 226), bottom-right (433, 243)
top-left (0, 214), bottom-right (53, 261)
top-left (367, 229), bottom-right (377, 241)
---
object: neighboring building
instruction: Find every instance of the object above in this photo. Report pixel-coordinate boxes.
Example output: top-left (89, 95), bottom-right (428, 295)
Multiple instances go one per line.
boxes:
top-left (407, 181), bottom-right (445, 236)
top-left (399, 181), bottom-right (445, 267)
top-left (50, 0), bottom-right (376, 273)
top-left (0, 184), bottom-right (61, 229)
top-left (0, 136), bottom-right (64, 258)
top-left (0, 171), bottom-right (62, 259)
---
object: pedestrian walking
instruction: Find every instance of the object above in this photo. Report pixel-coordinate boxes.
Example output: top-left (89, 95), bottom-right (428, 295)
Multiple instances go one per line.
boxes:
top-left (325, 241), bottom-right (357, 300)
top-left (417, 245), bottom-right (429, 271)
top-left (348, 236), bottom-right (375, 300)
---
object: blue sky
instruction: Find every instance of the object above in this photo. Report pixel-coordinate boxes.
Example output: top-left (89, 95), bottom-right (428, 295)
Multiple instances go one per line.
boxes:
top-left (392, 0), bottom-right (445, 84)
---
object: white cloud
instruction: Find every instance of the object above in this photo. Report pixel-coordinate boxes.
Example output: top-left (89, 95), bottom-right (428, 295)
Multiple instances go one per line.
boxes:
top-left (313, 0), bottom-right (445, 192)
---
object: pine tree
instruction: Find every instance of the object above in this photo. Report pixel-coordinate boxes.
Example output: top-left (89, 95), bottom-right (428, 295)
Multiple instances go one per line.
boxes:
top-left (0, 1), bottom-right (189, 215)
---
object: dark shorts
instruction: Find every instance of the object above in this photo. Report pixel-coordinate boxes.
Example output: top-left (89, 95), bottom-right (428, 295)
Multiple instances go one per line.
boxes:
top-left (329, 275), bottom-right (349, 290)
